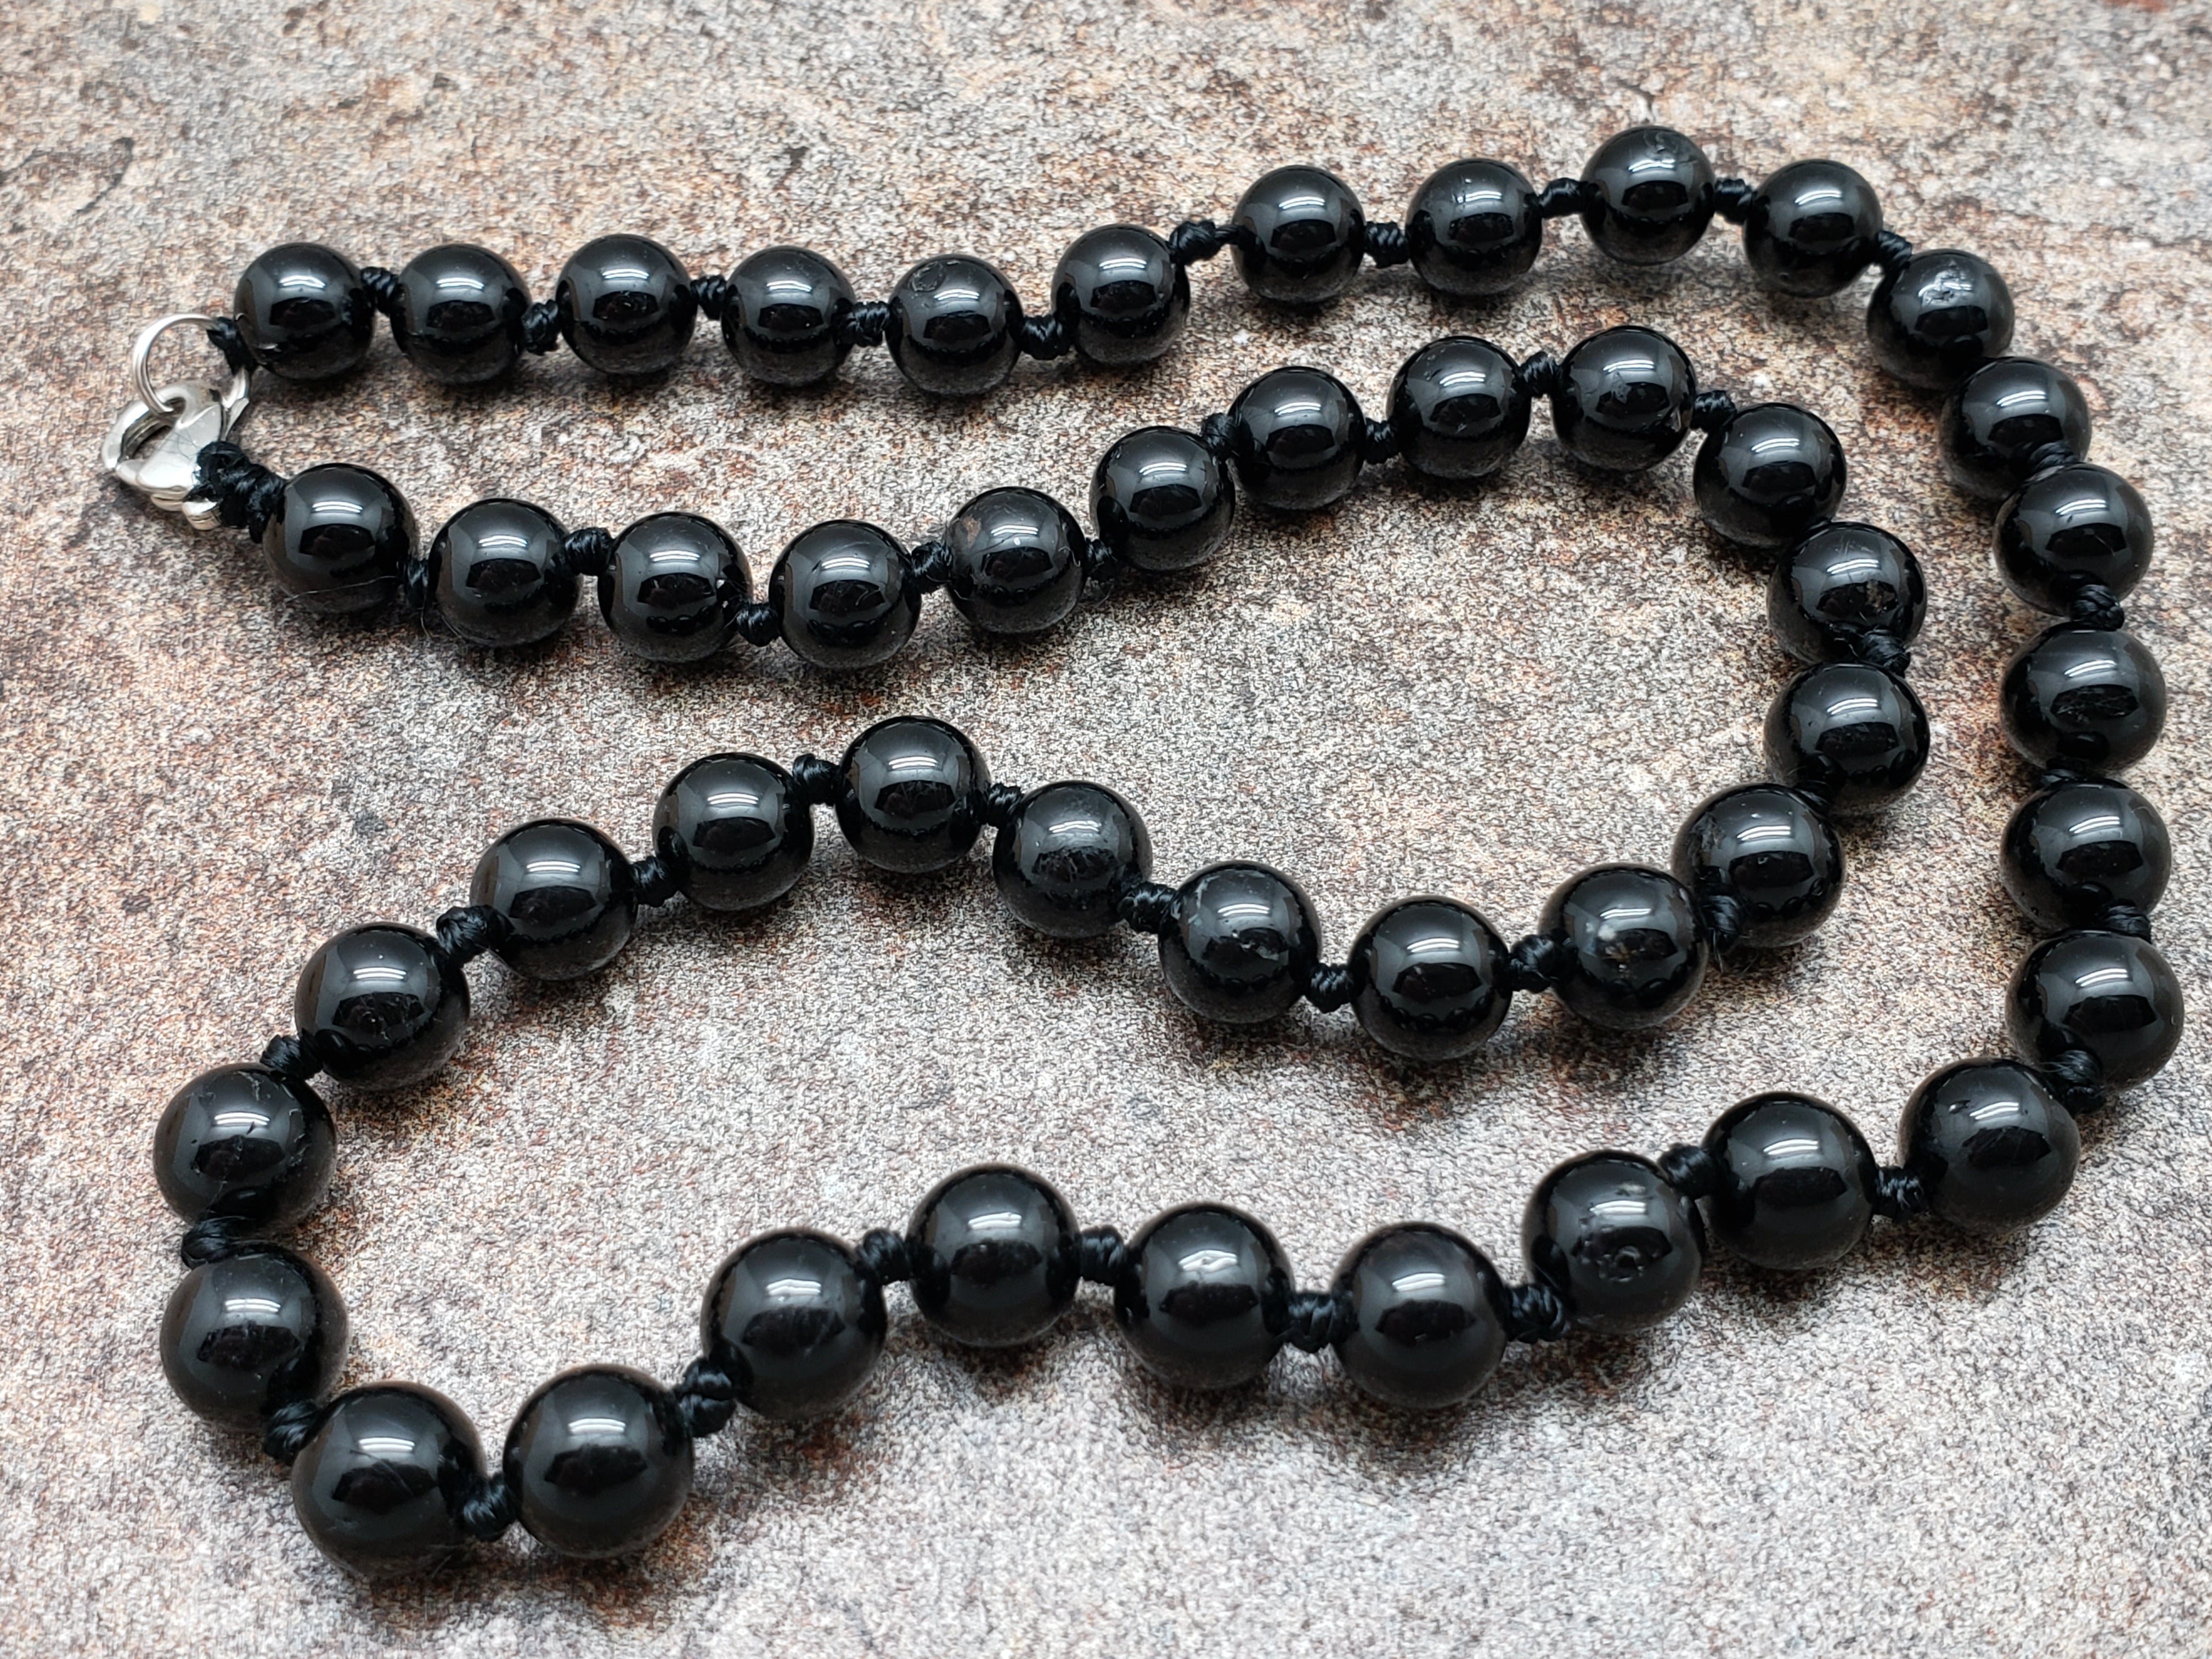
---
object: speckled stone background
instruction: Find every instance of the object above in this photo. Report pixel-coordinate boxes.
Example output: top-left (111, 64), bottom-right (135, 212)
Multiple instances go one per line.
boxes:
top-left (3, 1), bottom-right (2209, 1653)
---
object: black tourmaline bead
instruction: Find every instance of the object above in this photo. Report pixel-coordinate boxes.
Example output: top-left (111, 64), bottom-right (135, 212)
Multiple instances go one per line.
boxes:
top-left (652, 753), bottom-right (813, 912)
top-left (1051, 224), bottom-right (1189, 366)
top-left (1692, 403), bottom-right (1848, 549)
top-left (428, 498), bottom-right (574, 648)
top-left (1940, 358), bottom-right (2094, 501)
top-left (555, 234), bottom-right (697, 377)
top-left (1551, 326), bottom-right (1696, 472)
top-left (1578, 126), bottom-right (1716, 265)
top-left (702, 1229), bottom-right (886, 1421)
top-left (1159, 861), bottom-right (1323, 1025)
top-left (1995, 463), bottom-right (2154, 613)
top-left (2006, 930), bottom-right (2185, 1089)
top-left (940, 487), bottom-right (1088, 635)
top-left (291, 1384), bottom-right (484, 1578)
top-left (153, 1063), bottom-right (335, 1228)
top-left (1404, 159), bottom-right (1543, 297)
top-left (906, 1165), bottom-right (1081, 1346)
top-left (262, 463), bottom-right (416, 616)
top-left (389, 243), bottom-right (529, 386)
top-left (1523, 1152), bottom-right (1705, 1335)
top-left (1671, 783), bottom-right (1844, 949)
top-left (2000, 626), bottom-right (2166, 772)
top-left (1867, 250), bottom-right (2015, 390)
top-left (1347, 896), bottom-right (1511, 1061)
top-left (1538, 864), bottom-right (1710, 1030)
top-left (599, 512), bottom-right (751, 664)
top-left (1899, 1060), bottom-right (2080, 1237)
top-left (1386, 336), bottom-right (1532, 482)
top-left (1115, 1203), bottom-right (1293, 1390)
top-left (1764, 662), bottom-right (1931, 814)
top-left (1225, 365), bottom-right (1364, 510)
top-left (1331, 1223), bottom-right (1508, 1409)
top-left (1229, 165), bottom-right (1367, 304)
top-left (470, 817), bottom-right (639, 981)
top-left (886, 255), bottom-right (1024, 396)
top-left (2000, 778), bottom-right (2171, 933)
top-left (233, 242), bottom-right (375, 381)
top-left (161, 1243), bottom-right (347, 1430)
top-left (505, 1365), bottom-right (692, 1560)
top-left (769, 520), bottom-right (923, 669)
top-left (992, 780), bottom-right (1152, 939)
top-left (1741, 160), bottom-right (1883, 297)
top-left (1090, 426), bottom-right (1235, 573)
top-left (294, 923), bottom-right (469, 1089)
top-left (1766, 521), bottom-right (1926, 666)
top-left (836, 715), bottom-right (989, 874)
top-left (721, 246), bottom-right (859, 387)
top-left (1702, 1092), bottom-right (1879, 1271)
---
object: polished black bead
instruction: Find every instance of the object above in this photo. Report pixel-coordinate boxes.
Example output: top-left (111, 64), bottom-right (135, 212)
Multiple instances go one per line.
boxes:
top-left (905, 1165), bottom-right (1080, 1346)
top-left (1999, 625), bottom-right (2166, 771)
top-left (555, 234), bottom-right (696, 377)
top-left (161, 1244), bottom-right (347, 1430)
top-left (886, 255), bottom-right (1023, 396)
top-left (1090, 426), bottom-right (1235, 574)
top-left (1551, 326), bottom-right (1696, 473)
top-left (1940, 357), bottom-right (2094, 500)
top-left (721, 245), bottom-right (858, 387)
top-left (1764, 662), bottom-right (1931, 814)
top-left (1229, 165), bottom-right (1367, 304)
top-left (1538, 864), bottom-right (1710, 1030)
top-left (1899, 1060), bottom-right (2080, 1237)
top-left (1702, 1092), bottom-right (1879, 1271)
top-left (1347, 896), bottom-right (1510, 1061)
top-left (597, 512), bottom-right (751, 664)
top-left (1331, 1223), bottom-right (1507, 1409)
top-left (652, 753), bottom-right (813, 912)
top-left (153, 1064), bottom-right (335, 1228)
top-left (1742, 160), bottom-right (1883, 297)
top-left (290, 1383), bottom-right (483, 1578)
top-left (294, 923), bottom-right (469, 1090)
top-left (233, 242), bottom-right (374, 381)
top-left (389, 242), bottom-right (529, 386)
top-left (1994, 464), bottom-right (2154, 613)
top-left (2000, 778), bottom-right (2171, 933)
top-left (1051, 224), bottom-right (1189, 366)
top-left (1159, 861), bottom-right (1322, 1025)
top-left (1671, 784), bottom-right (1844, 949)
top-left (470, 817), bottom-right (638, 981)
top-left (1115, 1203), bottom-right (1292, 1390)
top-left (1523, 1153), bottom-right (1705, 1335)
top-left (1866, 250), bottom-right (2014, 390)
top-left (1766, 521), bottom-right (1926, 665)
top-left (702, 1229), bottom-right (886, 1421)
top-left (261, 462), bottom-right (416, 616)
top-left (1693, 402), bottom-right (1847, 549)
top-left (992, 780), bottom-right (1152, 939)
top-left (1386, 336), bottom-right (1532, 482)
top-left (2006, 929), bottom-right (2185, 1089)
top-left (769, 520), bottom-right (922, 669)
top-left (1578, 126), bottom-right (1716, 265)
top-left (504, 1365), bottom-right (692, 1559)
top-left (1225, 365), bottom-right (1364, 510)
top-left (940, 487), bottom-right (1087, 635)
top-left (428, 497), bottom-right (575, 648)
top-left (1404, 159), bottom-right (1542, 297)
top-left (836, 715), bottom-right (989, 874)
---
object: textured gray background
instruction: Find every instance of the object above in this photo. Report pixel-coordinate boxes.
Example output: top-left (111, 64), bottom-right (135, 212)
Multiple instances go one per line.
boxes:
top-left (2, 1), bottom-right (2209, 1654)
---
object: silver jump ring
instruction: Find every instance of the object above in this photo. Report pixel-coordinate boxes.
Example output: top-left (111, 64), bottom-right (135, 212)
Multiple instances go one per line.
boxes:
top-left (130, 312), bottom-right (226, 413)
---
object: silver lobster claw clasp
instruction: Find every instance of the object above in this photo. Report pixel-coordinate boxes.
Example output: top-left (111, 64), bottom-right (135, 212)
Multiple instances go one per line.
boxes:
top-left (101, 313), bottom-right (253, 529)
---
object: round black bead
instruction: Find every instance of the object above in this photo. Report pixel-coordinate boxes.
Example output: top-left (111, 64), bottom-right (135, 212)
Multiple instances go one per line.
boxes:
top-left (1404, 159), bottom-right (1542, 297)
top-left (389, 242), bottom-right (529, 386)
top-left (905, 1165), bottom-right (1080, 1347)
top-left (2000, 778), bottom-right (2171, 933)
top-left (652, 753), bottom-right (814, 912)
top-left (1741, 160), bottom-right (1883, 296)
top-left (1764, 662), bottom-right (1931, 814)
top-left (428, 498), bottom-right (575, 649)
top-left (1999, 625), bottom-right (2166, 772)
top-left (290, 1384), bottom-right (483, 1578)
top-left (1866, 249), bottom-right (2015, 390)
top-left (836, 715), bottom-right (989, 874)
top-left (1386, 336), bottom-right (1532, 482)
top-left (153, 1064), bottom-right (335, 1228)
top-left (1671, 783), bottom-right (1844, 949)
top-left (469, 817), bottom-right (639, 981)
top-left (940, 487), bottom-right (1087, 635)
top-left (2006, 930), bottom-right (2185, 1089)
top-left (1051, 224), bottom-right (1189, 366)
top-left (598, 512), bottom-right (751, 664)
top-left (1577, 126), bottom-right (1716, 265)
top-left (232, 242), bottom-right (374, 381)
top-left (1537, 864), bottom-right (1710, 1031)
top-left (1994, 463), bottom-right (2154, 613)
top-left (1224, 364), bottom-right (1364, 510)
top-left (261, 462), bottom-right (416, 616)
top-left (504, 1365), bottom-right (692, 1560)
top-left (885, 254), bottom-right (1023, 396)
top-left (1347, 896), bottom-right (1510, 1062)
top-left (768, 520), bottom-right (922, 669)
top-left (1229, 165), bottom-right (1367, 304)
top-left (294, 923), bottom-right (468, 1090)
top-left (1702, 1092), bottom-right (1879, 1271)
top-left (555, 234), bottom-right (696, 377)
top-left (1115, 1203), bottom-right (1293, 1390)
top-left (1550, 326), bottom-right (1696, 473)
top-left (992, 780), bottom-right (1152, 939)
top-left (1940, 357), bottom-right (2094, 500)
top-left (1331, 1223), bottom-right (1508, 1409)
top-left (1090, 426), bottom-right (1235, 574)
top-left (161, 1243), bottom-right (347, 1430)
top-left (1899, 1060), bottom-right (2080, 1237)
top-left (1766, 521), bottom-right (1926, 666)
top-left (1523, 1152), bottom-right (1705, 1335)
top-left (1158, 861), bottom-right (1323, 1025)
top-left (702, 1229), bottom-right (886, 1421)
top-left (1693, 402), bottom-right (1847, 549)
top-left (720, 245), bottom-right (858, 387)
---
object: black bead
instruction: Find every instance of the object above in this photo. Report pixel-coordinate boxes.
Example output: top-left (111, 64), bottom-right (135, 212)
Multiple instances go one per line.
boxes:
top-left (1578, 126), bottom-right (1716, 265)
top-left (768, 520), bottom-right (922, 669)
top-left (161, 1243), bottom-right (347, 1431)
top-left (1550, 326), bottom-right (1696, 473)
top-left (1671, 784), bottom-right (1844, 949)
top-left (1347, 896), bottom-right (1510, 1061)
top-left (1386, 336), bottom-right (1532, 482)
top-left (836, 715), bottom-right (989, 874)
top-left (1693, 402), bottom-right (1847, 549)
top-left (290, 1384), bottom-right (483, 1578)
top-left (652, 753), bottom-right (814, 912)
top-left (428, 497), bottom-right (576, 648)
top-left (1702, 1092), bottom-right (1879, 1271)
top-left (261, 463), bottom-right (416, 616)
top-left (992, 780), bottom-right (1152, 939)
top-left (504, 1365), bottom-right (692, 1559)
top-left (1158, 861), bottom-right (1323, 1025)
top-left (598, 512), bottom-right (752, 663)
top-left (1764, 662), bottom-right (1931, 814)
top-left (1404, 159), bottom-right (1543, 297)
top-left (470, 818), bottom-right (639, 981)
top-left (1940, 358), bottom-right (2094, 500)
top-left (1994, 464), bottom-right (2154, 613)
top-left (1331, 1223), bottom-right (1508, 1409)
top-left (1051, 224), bottom-right (1189, 366)
top-left (1114, 1203), bottom-right (1293, 1390)
top-left (2000, 778), bottom-right (2171, 933)
top-left (702, 1229), bottom-right (886, 1421)
top-left (153, 1064), bottom-right (335, 1228)
top-left (1090, 426), bottom-right (1235, 574)
top-left (1229, 165), bottom-right (1367, 304)
top-left (1766, 521), bottom-right (1926, 665)
top-left (2006, 929), bottom-right (2185, 1089)
top-left (1538, 864), bottom-right (1710, 1030)
top-left (1999, 625), bottom-right (2166, 772)
top-left (294, 923), bottom-right (469, 1090)
top-left (389, 242), bottom-right (529, 386)
top-left (886, 255), bottom-right (1023, 396)
top-left (1741, 160), bottom-right (1883, 296)
top-left (1899, 1060), bottom-right (2080, 1237)
top-left (1225, 365), bottom-right (1364, 510)
top-left (1866, 250), bottom-right (2015, 390)
top-left (940, 487), bottom-right (1088, 635)
top-left (721, 245), bottom-right (858, 387)
top-left (233, 242), bottom-right (375, 381)
top-left (1523, 1153), bottom-right (1705, 1335)
top-left (555, 234), bottom-right (697, 377)
top-left (905, 1165), bottom-right (1080, 1346)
